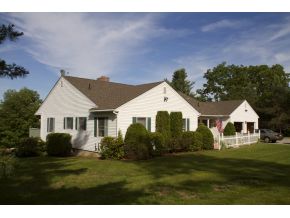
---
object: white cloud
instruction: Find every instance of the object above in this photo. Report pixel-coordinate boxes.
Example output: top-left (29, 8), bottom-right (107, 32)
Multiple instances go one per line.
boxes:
top-left (6, 13), bottom-right (189, 79)
top-left (201, 19), bottom-right (242, 32)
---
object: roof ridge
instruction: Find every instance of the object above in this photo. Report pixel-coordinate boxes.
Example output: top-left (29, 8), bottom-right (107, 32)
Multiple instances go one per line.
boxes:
top-left (64, 75), bottom-right (163, 87)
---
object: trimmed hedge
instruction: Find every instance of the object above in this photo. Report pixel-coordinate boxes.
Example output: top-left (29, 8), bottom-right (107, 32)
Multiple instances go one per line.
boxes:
top-left (46, 133), bottom-right (72, 156)
top-left (193, 131), bottom-right (203, 151)
top-left (124, 123), bottom-right (151, 160)
top-left (180, 131), bottom-right (203, 151)
top-left (16, 137), bottom-right (42, 157)
top-left (100, 136), bottom-right (124, 160)
top-left (223, 122), bottom-right (236, 136)
top-left (149, 132), bottom-right (165, 156)
top-left (156, 111), bottom-right (171, 140)
top-left (196, 124), bottom-right (214, 150)
top-left (181, 131), bottom-right (194, 151)
top-left (170, 112), bottom-right (183, 138)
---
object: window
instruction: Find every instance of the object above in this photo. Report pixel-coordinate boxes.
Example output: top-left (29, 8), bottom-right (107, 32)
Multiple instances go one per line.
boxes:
top-left (94, 117), bottom-right (108, 137)
top-left (182, 119), bottom-right (186, 131)
top-left (137, 117), bottom-right (147, 127)
top-left (64, 117), bottom-right (73, 129)
top-left (47, 117), bottom-right (55, 132)
top-left (182, 118), bottom-right (190, 131)
top-left (132, 117), bottom-right (151, 132)
top-left (75, 117), bottom-right (87, 131)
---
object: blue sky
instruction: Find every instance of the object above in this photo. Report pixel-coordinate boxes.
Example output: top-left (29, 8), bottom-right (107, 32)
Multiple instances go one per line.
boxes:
top-left (1, 13), bottom-right (290, 100)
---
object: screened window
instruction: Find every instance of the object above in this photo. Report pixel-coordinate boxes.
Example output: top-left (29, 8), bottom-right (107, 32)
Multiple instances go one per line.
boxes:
top-left (47, 117), bottom-right (55, 132)
top-left (182, 118), bottom-right (190, 131)
top-left (75, 117), bottom-right (87, 131)
top-left (182, 119), bottom-right (186, 131)
top-left (132, 117), bottom-right (151, 132)
top-left (64, 117), bottom-right (73, 129)
top-left (137, 117), bottom-right (147, 127)
top-left (94, 117), bottom-right (108, 137)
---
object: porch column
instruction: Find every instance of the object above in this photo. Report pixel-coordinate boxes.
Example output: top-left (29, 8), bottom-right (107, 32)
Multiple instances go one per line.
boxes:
top-left (243, 121), bottom-right (247, 134)
top-left (207, 119), bottom-right (210, 128)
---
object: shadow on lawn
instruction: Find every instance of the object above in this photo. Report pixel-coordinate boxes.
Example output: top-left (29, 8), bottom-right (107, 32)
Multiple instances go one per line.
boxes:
top-left (1, 152), bottom-right (290, 204)
top-left (131, 152), bottom-right (290, 188)
top-left (0, 157), bottom-right (150, 205)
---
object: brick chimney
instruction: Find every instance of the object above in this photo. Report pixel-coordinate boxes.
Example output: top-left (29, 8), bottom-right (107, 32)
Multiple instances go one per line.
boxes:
top-left (97, 76), bottom-right (110, 82)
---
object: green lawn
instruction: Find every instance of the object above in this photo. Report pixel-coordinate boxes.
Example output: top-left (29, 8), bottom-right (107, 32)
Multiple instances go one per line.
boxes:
top-left (1, 143), bottom-right (290, 204)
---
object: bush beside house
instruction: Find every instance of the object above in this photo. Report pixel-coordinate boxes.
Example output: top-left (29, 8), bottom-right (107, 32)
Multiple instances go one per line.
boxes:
top-left (124, 123), bottom-right (151, 160)
top-left (196, 124), bottom-right (214, 150)
top-left (46, 133), bottom-right (72, 156)
top-left (149, 132), bottom-right (165, 156)
top-left (223, 122), bottom-right (236, 136)
top-left (16, 137), bottom-right (43, 157)
top-left (170, 112), bottom-right (183, 138)
top-left (100, 130), bottom-right (124, 160)
top-left (155, 111), bottom-right (171, 140)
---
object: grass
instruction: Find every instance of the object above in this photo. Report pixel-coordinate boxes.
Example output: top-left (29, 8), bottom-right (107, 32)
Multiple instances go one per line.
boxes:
top-left (1, 143), bottom-right (290, 204)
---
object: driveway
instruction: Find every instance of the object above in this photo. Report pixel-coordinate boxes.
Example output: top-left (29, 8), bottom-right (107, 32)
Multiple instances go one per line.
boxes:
top-left (277, 137), bottom-right (290, 144)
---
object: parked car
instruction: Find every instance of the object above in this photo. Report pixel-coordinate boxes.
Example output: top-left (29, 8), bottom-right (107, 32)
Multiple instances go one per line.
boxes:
top-left (260, 129), bottom-right (283, 143)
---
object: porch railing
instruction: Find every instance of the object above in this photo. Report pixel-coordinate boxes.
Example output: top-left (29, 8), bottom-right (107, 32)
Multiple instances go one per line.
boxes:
top-left (214, 131), bottom-right (260, 150)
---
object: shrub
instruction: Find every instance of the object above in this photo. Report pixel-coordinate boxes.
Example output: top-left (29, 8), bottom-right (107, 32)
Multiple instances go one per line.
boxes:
top-left (100, 131), bottom-right (124, 160)
top-left (170, 112), bottom-right (183, 138)
top-left (16, 137), bottom-right (42, 157)
top-left (124, 123), bottom-right (151, 160)
top-left (156, 111), bottom-right (171, 140)
top-left (196, 124), bottom-right (214, 150)
top-left (167, 137), bottom-right (182, 152)
top-left (181, 131), bottom-right (203, 151)
top-left (46, 133), bottom-right (72, 156)
top-left (193, 131), bottom-right (203, 151)
top-left (181, 131), bottom-right (194, 151)
top-left (223, 122), bottom-right (236, 136)
top-left (149, 132), bottom-right (165, 156)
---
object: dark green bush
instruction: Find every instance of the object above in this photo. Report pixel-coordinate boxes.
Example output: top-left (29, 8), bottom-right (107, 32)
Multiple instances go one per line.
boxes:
top-left (193, 131), bottom-right (203, 151)
top-left (223, 122), bottom-right (236, 136)
top-left (124, 123), bottom-right (151, 160)
top-left (100, 131), bottom-right (124, 160)
top-left (180, 131), bottom-right (203, 151)
top-left (181, 131), bottom-right (194, 151)
top-left (196, 124), bottom-right (214, 150)
top-left (170, 112), bottom-right (183, 138)
top-left (156, 111), bottom-right (171, 140)
top-left (46, 133), bottom-right (72, 156)
top-left (149, 132), bottom-right (165, 156)
top-left (16, 137), bottom-right (42, 157)
top-left (167, 137), bottom-right (182, 152)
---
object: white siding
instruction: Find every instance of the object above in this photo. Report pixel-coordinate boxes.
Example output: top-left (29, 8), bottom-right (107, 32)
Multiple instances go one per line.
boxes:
top-left (116, 82), bottom-right (200, 136)
top-left (229, 100), bottom-right (259, 133)
top-left (36, 77), bottom-right (117, 152)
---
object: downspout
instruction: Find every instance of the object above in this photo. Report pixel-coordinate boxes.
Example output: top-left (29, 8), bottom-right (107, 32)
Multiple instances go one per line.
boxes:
top-left (113, 110), bottom-right (119, 137)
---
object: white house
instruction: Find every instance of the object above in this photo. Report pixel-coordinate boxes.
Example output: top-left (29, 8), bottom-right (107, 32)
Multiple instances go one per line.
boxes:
top-left (36, 75), bottom-right (259, 152)
top-left (181, 93), bottom-right (259, 134)
top-left (35, 75), bottom-right (200, 152)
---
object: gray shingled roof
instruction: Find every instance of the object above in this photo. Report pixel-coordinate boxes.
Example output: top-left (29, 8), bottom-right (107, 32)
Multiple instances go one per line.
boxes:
top-left (179, 92), bottom-right (244, 116)
top-left (64, 76), bottom-right (163, 110)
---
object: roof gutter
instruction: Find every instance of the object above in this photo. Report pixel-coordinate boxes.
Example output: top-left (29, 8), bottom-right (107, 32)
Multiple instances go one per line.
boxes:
top-left (89, 108), bottom-right (115, 112)
top-left (198, 114), bottom-right (230, 117)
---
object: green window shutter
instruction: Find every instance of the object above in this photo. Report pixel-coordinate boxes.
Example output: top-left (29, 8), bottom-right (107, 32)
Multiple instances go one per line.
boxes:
top-left (47, 118), bottom-right (49, 132)
top-left (187, 118), bottom-right (190, 131)
top-left (75, 117), bottom-right (78, 130)
top-left (64, 118), bottom-right (65, 129)
top-left (147, 117), bottom-right (151, 132)
top-left (132, 117), bottom-right (137, 124)
top-left (84, 117), bottom-right (87, 131)
top-left (94, 118), bottom-right (97, 137)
